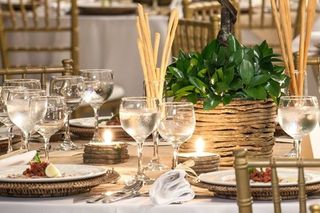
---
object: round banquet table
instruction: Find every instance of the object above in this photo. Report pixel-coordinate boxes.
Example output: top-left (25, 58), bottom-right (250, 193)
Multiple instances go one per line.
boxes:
top-left (6, 14), bottom-right (169, 97)
top-left (1, 140), bottom-right (320, 213)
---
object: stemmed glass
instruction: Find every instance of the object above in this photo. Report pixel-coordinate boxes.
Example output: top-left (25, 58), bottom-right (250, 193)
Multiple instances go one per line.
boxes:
top-left (119, 97), bottom-right (160, 182)
top-left (80, 69), bottom-right (114, 143)
top-left (0, 86), bottom-right (25, 153)
top-left (4, 79), bottom-right (41, 89)
top-left (158, 102), bottom-right (196, 168)
top-left (50, 75), bottom-right (84, 150)
top-left (278, 96), bottom-right (319, 158)
top-left (144, 80), bottom-right (167, 171)
top-left (33, 96), bottom-right (66, 161)
top-left (6, 89), bottom-right (46, 150)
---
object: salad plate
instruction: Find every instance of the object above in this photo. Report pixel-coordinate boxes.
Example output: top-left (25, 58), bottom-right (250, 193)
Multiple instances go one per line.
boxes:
top-left (0, 164), bottom-right (106, 183)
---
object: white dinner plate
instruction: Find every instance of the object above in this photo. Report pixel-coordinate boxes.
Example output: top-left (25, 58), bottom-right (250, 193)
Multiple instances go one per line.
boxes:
top-left (0, 164), bottom-right (106, 183)
top-left (69, 116), bottom-right (111, 128)
top-left (199, 169), bottom-right (320, 187)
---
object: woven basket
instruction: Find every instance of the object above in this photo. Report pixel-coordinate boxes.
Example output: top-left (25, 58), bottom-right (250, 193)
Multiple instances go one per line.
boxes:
top-left (180, 99), bottom-right (277, 166)
top-left (191, 178), bottom-right (320, 200)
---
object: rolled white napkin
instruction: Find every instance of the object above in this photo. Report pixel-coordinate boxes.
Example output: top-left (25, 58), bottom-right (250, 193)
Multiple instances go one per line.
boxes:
top-left (0, 150), bottom-right (36, 168)
top-left (149, 169), bottom-right (195, 205)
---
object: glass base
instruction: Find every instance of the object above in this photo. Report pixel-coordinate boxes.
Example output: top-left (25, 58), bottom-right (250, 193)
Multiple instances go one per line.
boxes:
top-left (60, 141), bottom-right (78, 151)
top-left (145, 161), bottom-right (168, 171)
top-left (135, 173), bottom-right (154, 185)
top-left (285, 148), bottom-right (297, 158)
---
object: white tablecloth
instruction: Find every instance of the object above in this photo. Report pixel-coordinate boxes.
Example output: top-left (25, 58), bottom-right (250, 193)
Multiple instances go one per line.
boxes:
top-left (1, 195), bottom-right (320, 213)
top-left (6, 14), bottom-right (168, 97)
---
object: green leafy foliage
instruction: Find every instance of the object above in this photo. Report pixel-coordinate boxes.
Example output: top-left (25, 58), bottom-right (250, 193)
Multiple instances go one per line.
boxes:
top-left (166, 34), bottom-right (289, 110)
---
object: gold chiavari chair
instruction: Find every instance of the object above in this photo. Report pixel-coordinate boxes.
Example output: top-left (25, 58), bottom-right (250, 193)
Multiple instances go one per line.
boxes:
top-left (172, 18), bottom-right (218, 57)
top-left (0, 0), bottom-right (79, 73)
top-left (310, 204), bottom-right (320, 213)
top-left (234, 149), bottom-right (320, 213)
top-left (182, 0), bottom-right (241, 41)
top-left (0, 59), bottom-right (74, 88)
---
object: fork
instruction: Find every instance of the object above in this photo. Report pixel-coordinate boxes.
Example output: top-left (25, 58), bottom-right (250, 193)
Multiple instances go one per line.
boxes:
top-left (102, 180), bottom-right (144, 203)
top-left (86, 179), bottom-right (143, 203)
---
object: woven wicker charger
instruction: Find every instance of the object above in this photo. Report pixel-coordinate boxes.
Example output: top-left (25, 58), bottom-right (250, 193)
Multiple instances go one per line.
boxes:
top-left (191, 178), bottom-right (320, 200)
top-left (0, 169), bottom-right (120, 198)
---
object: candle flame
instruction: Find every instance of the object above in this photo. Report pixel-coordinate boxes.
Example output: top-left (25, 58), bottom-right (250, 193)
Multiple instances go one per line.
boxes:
top-left (103, 129), bottom-right (113, 145)
top-left (196, 138), bottom-right (204, 155)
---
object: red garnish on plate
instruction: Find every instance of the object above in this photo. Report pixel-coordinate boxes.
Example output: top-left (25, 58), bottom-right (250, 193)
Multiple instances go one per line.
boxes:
top-left (249, 167), bottom-right (272, 183)
top-left (22, 162), bottom-right (49, 177)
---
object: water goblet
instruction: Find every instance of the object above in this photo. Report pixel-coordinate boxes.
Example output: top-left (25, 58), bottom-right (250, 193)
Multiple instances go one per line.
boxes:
top-left (4, 79), bottom-right (41, 89)
top-left (144, 79), bottom-right (167, 171)
top-left (278, 96), bottom-right (319, 158)
top-left (6, 89), bottom-right (46, 150)
top-left (49, 75), bottom-right (84, 150)
top-left (32, 96), bottom-right (66, 161)
top-left (80, 69), bottom-right (114, 143)
top-left (0, 86), bottom-right (25, 153)
top-left (119, 97), bottom-right (160, 182)
top-left (158, 102), bottom-right (196, 168)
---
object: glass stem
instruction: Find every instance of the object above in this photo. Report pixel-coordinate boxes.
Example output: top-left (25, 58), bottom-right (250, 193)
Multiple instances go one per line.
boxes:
top-left (6, 125), bottom-right (13, 153)
top-left (172, 144), bottom-right (180, 169)
top-left (21, 132), bottom-right (30, 150)
top-left (294, 138), bottom-right (302, 158)
top-left (152, 131), bottom-right (160, 163)
top-left (137, 141), bottom-right (144, 177)
top-left (63, 111), bottom-right (72, 144)
top-left (91, 106), bottom-right (101, 143)
top-left (44, 137), bottom-right (50, 162)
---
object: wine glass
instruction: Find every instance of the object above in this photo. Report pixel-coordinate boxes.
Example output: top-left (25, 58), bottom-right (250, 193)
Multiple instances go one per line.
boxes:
top-left (119, 97), bottom-right (160, 182)
top-left (158, 102), bottom-right (196, 168)
top-left (4, 79), bottom-right (41, 89)
top-left (0, 86), bottom-right (25, 153)
top-left (144, 80), bottom-right (167, 171)
top-left (32, 96), bottom-right (66, 161)
top-left (80, 69), bottom-right (114, 143)
top-left (278, 96), bottom-right (319, 158)
top-left (6, 89), bottom-right (46, 150)
top-left (50, 75), bottom-right (84, 150)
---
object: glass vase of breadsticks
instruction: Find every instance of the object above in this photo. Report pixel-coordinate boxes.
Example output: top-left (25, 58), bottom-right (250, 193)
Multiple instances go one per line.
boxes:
top-left (136, 4), bottom-right (179, 171)
top-left (270, 0), bottom-right (319, 158)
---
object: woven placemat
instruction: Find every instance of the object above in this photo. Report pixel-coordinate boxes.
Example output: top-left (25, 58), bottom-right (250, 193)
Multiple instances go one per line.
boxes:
top-left (0, 169), bottom-right (120, 198)
top-left (190, 178), bottom-right (320, 200)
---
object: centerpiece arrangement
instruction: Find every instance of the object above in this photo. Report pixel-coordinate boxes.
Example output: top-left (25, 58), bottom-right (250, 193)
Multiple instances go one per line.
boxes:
top-left (165, 34), bottom-right (289, 166)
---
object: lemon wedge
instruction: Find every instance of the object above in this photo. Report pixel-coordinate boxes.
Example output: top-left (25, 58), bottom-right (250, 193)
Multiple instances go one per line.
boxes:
top-left (45, 163), bottom-right (62, 178)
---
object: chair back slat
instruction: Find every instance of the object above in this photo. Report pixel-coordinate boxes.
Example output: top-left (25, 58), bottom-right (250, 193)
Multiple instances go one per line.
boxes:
top-left (172, 19), bottom-right (217, 57)
top-left (31, 0), bottom-right (38, 28)
top-left (270, 158), bottom-right (281, 213)
top-left (298, 163), bottom-right (307, 213)
top-left (310, 205), bottom-right (320, 213)
top-left (19, 0), bottom-right (28, 28)
top-left (0, 59), bottom-right (74, 88)
top-left (234, 149), bottom-right (320, 213)
top-left (233, 149), bottom-right (253, 213)
top-left (0, 0), bottom-right (79, 72)
top-left (182, 0), bottom-right (240, 40)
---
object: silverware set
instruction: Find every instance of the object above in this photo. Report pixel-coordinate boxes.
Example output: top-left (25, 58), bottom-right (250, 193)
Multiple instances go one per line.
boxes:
top-left (86, 179), bottom-right (144, 203)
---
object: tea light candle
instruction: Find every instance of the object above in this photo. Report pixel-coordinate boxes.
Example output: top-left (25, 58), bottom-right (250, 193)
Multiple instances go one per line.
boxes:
top-left (83, 129), bottom-right (129, 164)
top-left (178, 138), bottom-right (220, 174)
